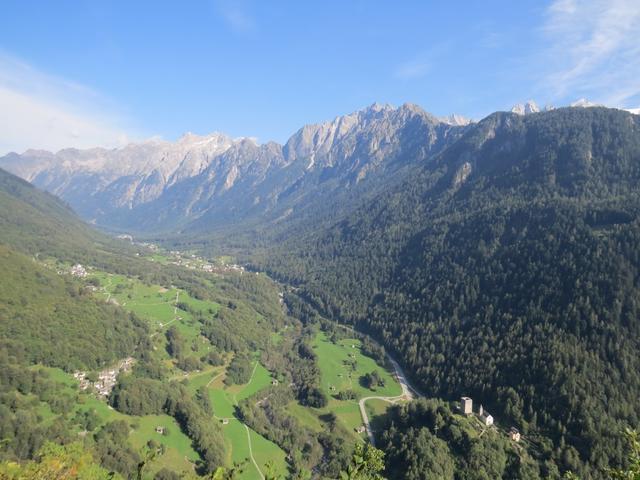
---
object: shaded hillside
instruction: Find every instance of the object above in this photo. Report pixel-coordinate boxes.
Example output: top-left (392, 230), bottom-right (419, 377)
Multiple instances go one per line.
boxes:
top-left (0, 169), bottom-right (149, 370)
top-left (0, 246), bottom-right (147, 370)
top-left (0, 167), bottom-right (137, 265)
top-left (259, 107), bottom-right (640, 477)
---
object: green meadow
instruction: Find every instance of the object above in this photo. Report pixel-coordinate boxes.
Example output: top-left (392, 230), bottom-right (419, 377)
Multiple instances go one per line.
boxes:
top-left (90, 270), bottom-right (219, 362)
top-left (312, 332), bottom-right (402, 399)
top-left (204, 360), bottom-right (288, 479)
top-left (87, 268), bottom-right (288, 478)
top-left (66, 266), bottom-right (399, 478)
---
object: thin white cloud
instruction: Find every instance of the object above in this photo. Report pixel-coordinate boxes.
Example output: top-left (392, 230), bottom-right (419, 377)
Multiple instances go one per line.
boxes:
top-left (215, 0), bottom-right (255, 34)
top-left (394, 59), bottom-right (430, 80)
top-left (0, 53), bottom-right (135, 155)
top-left (540, 0), bottom-right (640, 108)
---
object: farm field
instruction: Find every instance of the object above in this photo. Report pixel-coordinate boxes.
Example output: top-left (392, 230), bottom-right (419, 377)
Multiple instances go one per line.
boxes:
top-left (203, 359), bottom-right (288, 479)
top-left (312, 332), bottom-right (402, 399)
top-left (307, 332), bottom-right (402, 437)
top-left (86, 268), bottom-right (288, 479)
top-left (274, 332), bottom-right (404, 442)
top-left (129, 414), bottom-right (200, 477)
top-left (90, 270), bottom-right (219, 362)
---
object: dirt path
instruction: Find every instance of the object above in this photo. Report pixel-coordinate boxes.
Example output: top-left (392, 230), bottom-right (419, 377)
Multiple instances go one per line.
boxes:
top-left (244, 424), bottom-right (265, 480)
top-left (210, 361), bottom-right (264, 479)
top-left (206, 371), bottom-right (223, 387)
top-left (103, 276), bottom-right (113, 302)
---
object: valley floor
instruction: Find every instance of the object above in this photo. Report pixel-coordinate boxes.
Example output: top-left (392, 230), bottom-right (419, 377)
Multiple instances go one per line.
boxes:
top-left (28, 251), bottom-right (407, 479)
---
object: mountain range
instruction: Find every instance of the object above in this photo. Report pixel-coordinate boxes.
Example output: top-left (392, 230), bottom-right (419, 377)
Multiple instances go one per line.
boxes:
top-left (0, 103), bottom-right (469, 233)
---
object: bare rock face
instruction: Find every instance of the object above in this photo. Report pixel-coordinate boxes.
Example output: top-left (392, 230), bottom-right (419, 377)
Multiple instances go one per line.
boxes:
top-left (0, 103), bottom-right (469, 233)
top-left (511, 100), bottom-right (540, 115)
top-left (453, 162), bottom-right (472, 188)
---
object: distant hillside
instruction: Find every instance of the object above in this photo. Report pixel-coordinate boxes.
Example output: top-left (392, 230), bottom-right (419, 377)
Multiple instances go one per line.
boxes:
top-left (0, 168), bottom-right (149, 370)
top-left (259, 107), bottom-right (640, 478)
top-left (0, 167), bottom-right (125, 262)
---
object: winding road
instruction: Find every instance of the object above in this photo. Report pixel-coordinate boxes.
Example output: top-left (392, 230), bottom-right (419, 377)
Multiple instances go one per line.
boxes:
top-left (358, 354), bottom-right (421, 446)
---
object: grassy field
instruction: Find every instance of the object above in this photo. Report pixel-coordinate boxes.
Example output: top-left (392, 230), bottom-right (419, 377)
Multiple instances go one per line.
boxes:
top-left (300, 332), bottom-right (402, 438)
top-left (312, 333), bottom-right (402, 399)
top-left (130, 414), bottom-right (200, 478)
top-left (365, 398), bottom-right (395, 434)
top-left (204, 360), bottom-right (288, 479)
top-left (272, 332), bottom-right (405, 442)
top-left (90, 270), bottom-right (220, 362)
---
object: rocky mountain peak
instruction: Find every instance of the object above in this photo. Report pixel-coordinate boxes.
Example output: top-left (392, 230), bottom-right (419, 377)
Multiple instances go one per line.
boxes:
top-left (439, 114), bottom-right (473, 126)
top-left (0, 101), bottom-right (467, 232)
top-left (570, 98), bottom-right (602, 108)
top-left (511, 100), bottom-right (540, 115)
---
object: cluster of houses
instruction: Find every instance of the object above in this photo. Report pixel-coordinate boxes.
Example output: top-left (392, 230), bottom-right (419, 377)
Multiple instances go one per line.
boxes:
top-left (460, 396), bottom-right (521, 442)
top-left (70, 264), bottom-right (88, 277)
top-left (73, 357), bottom-right (135, 397)
top-left (139, 242), bottom-right (159, 251)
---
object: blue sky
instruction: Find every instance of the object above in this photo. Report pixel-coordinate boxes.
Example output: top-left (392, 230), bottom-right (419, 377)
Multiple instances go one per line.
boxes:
top-left (1, 0), bottom-right (639, 153)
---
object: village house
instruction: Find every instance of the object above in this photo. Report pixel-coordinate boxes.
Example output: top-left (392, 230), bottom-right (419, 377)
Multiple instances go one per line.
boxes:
top-left (155, 426), bottom-right (165, 434)
top-left (70, 264), bottom-right (87, 277)
top-left (355, 426), bottom-right (366, 434)
top-left (478, 405), bottom-right (494, 426)
top-left (79, 357), bottom-right (136, 397)
top-left (510, 427), bottom-right (521, 442)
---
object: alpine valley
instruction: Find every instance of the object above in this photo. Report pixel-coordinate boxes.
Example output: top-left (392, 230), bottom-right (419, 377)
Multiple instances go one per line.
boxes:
top-left (2, 102), bottom-right (640, 480)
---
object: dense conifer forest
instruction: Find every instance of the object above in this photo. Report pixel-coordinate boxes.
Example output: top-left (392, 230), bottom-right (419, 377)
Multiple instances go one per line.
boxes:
top-left (255, 108), bottom-right (640, 478)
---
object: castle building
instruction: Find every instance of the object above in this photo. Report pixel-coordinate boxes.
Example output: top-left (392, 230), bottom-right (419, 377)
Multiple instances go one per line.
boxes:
top-left (461, 396), bottom-right (473, 415)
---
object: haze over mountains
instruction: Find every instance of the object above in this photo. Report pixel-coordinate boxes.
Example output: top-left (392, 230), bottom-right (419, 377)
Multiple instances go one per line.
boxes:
top-left (0, 103), bottom-right (470, 233)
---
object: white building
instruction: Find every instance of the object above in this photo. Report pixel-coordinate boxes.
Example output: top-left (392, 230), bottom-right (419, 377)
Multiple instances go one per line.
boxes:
top-left (70, 264), bottom-right (87, 277)
top-left (478, 405), bottom-right (494, 426)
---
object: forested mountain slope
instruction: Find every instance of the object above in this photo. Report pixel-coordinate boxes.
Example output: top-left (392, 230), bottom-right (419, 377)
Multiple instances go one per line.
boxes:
top-left (0, 167), bottom-right (149, 370)
top-left (0, 167), bottom-right (143, 267)
top-left (0, 246), bottom-right (147, 370)
top-left (258, 107), bottom-right (640, 477)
